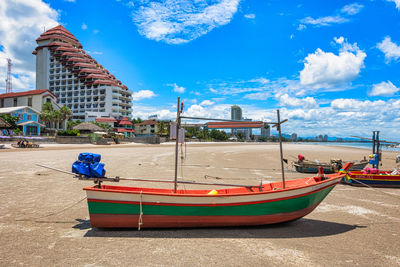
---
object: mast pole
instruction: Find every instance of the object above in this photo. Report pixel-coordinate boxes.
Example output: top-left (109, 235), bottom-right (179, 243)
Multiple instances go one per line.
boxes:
top-left (174, 97), bottom-right (181, 193)
top-left (372, 131), bottom-right (376, 155)
top-left (377, 131), bottom-right (380, 170)
top-left (277, 109), bottom-right (286, 189)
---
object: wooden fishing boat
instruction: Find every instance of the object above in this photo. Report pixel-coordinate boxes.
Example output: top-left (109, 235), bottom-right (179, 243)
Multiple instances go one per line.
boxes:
top-left (293, 159), bottom-right (367, 174)
top-left (84, 170), bottom-right (348, 228)
top-left (341, 170), bottom-right (400, 188)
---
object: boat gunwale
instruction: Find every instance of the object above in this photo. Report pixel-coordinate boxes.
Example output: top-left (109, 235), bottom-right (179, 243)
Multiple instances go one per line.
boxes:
top-left (347, 171), bottom-right (400, 178)
top-left (86, 181), bottom-right (340, 206)
top-left (83, 173), bottom-right (344, 198)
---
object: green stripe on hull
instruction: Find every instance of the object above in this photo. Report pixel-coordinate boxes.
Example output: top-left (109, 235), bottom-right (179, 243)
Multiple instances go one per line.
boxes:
top-left (88, 186), bottom-right (334, 216)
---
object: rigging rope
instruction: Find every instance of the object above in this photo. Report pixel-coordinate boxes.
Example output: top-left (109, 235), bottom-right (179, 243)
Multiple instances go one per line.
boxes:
top-left (138, 191), bottom-right (143, 231)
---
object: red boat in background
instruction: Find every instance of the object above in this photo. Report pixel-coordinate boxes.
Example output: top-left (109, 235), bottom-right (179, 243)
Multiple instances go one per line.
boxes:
top-left (341, 131), bottom-right (400, 188)
top-left (342, 169), bottom-right (400, 188)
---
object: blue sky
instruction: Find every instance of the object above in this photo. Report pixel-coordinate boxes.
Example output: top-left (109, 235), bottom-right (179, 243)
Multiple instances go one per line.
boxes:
top-left (1, 0), bottom-right (400, 140)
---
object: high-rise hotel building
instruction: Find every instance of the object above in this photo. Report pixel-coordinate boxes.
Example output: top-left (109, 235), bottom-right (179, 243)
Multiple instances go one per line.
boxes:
top-left (33, 25), bottom-right (132, 121)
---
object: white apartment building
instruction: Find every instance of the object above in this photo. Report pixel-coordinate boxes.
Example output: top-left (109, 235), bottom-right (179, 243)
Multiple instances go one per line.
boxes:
top-left (33, 25), bottom-right (132, 121)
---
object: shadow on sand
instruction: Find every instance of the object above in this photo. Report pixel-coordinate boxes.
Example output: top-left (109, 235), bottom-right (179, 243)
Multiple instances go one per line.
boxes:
top-left (73, 218), bottom-right (365, 239)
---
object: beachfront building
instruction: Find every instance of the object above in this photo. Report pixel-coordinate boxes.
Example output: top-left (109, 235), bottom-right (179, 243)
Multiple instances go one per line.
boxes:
top-left (95, 117), bottom-right (135, 138)
top-left (114, 117), bottom-right (134, 138)
top-left (0, 106), bottom-right (44, 136)
top-left (33, 25), bottom-right (132, 121)
top-left (134, 119), bottom-right (158, 136)
top-left (0, 89), bottom-right (59, 112)
top-left (291, 133), bottom-right (298, 141)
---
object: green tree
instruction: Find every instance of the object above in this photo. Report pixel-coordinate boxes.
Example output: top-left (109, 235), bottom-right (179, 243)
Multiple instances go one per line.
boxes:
top-left (210, 129), bottom-right (228, 141)
top-left (0, 114), bottom-right (22, 134)
top-left (132, 117), bottom-right (143, 124)
top-left (0, 114), bottom-right (19, 129)
top-left (236, 132), bottom-right (245, 141)
top-left (67, 120), bottom-right (81, 130)
top-left (59, 106), bottom-right (72, 129)
top-left (157, 120), bottom-right (169, 136)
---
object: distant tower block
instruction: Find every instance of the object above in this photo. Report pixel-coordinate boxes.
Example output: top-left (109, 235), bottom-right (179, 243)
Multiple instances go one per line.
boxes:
top-left (5, 58), bottom-right (12, 93)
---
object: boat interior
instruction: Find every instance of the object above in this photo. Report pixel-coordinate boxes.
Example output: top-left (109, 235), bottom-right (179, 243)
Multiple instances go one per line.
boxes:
top-left (85, 174), bottom-right (338, 196)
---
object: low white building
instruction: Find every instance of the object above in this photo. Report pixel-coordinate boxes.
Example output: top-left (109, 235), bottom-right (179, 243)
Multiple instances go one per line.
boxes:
top-left (0, 89), bottom-right (59, 112)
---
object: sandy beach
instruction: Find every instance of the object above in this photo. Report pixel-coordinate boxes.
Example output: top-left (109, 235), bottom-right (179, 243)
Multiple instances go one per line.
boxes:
top-left (0, 142), bottom-right (399, 266)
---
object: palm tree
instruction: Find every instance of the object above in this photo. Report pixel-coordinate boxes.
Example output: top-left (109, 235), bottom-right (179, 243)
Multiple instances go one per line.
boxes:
top-left (39, 110), bottom-right (54, 129)
top-left (59, 106), bottom-right (72, 130)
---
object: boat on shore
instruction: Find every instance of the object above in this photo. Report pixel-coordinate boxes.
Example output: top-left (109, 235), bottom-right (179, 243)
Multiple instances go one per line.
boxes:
top-left (342, 170), bottom-right (400, 188)
top-left (83, 170), bottom-right (348, 228)
top-left (293, 158), bottom-right (367, 174)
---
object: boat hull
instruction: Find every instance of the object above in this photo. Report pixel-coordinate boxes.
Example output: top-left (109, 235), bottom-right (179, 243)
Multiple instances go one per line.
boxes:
top-left (84, 176), bottom-right (342, 228)
top-left (88, 202), bottom-right (321, 228)
top-left (341, 171), bottom-right (400, 188)
top-left (294, 161), bottom-right (367, 174)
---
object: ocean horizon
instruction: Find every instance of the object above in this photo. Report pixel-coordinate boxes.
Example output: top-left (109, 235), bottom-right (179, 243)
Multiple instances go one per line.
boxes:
top-left (297, 142), bottom-right (400, 152)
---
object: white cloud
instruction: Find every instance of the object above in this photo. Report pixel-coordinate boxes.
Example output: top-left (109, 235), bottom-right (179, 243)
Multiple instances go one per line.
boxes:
top-left (369, 81), bottom-right (399, 96)
top-left (168, 83), bottom-right (185, 93)
top-left (341, 3), bottom-right (364, 15)
top-left (93, 29), bottom-right (99, 34)
top-left (331, 98), bottom-right (386, 110)
top-left (131, 104), bottom-right (175, 120)
top-left (81, 23), bottom-right (88, 30)
top-left (297, 24), bottom-right (306, 30)
top-left (278, 94), bottom-right (318, 109)
top-left (0, 0), bottom-right (59, 93)
top-left (300, 37), bottom-right (366, 89)
top-left (377, 36), bottom-right (400, 62)
top-left (64, 0), bottom-right (76, 2)
top-left (300, 15), bottom-right (348, 27)
top-left (387, 0), bottom-right (400, 10)
top-left (244, 13), bottom-right (255, 19)
top-left (244, 92), bottom-right (271, 100)
top-left (200, 100), bottom-right (214, 106)
top-left (130, 0), bottom-right (241, 44)
top-left (132, 90), bottom-right (157, 101)
top-left (299, 3), bottom-right (363, 29)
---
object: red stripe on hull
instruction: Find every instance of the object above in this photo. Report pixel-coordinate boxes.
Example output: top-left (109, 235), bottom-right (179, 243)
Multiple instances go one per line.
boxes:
top-left (89, 202), bottom-right (321, 228)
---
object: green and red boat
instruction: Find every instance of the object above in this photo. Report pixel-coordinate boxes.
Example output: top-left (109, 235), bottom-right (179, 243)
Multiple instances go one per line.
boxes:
top-left (83, 169), bottom-right (348, 228)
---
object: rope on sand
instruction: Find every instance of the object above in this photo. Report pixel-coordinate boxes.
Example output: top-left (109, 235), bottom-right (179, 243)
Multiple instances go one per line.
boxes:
top-left (15, 196), bottom-right (87, 223)
top-left (345, 176), bottom-right (400, 200)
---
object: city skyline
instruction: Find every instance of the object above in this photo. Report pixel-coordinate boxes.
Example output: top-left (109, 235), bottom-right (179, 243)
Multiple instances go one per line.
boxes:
top-left (0, 0), bottom-right (400, 140)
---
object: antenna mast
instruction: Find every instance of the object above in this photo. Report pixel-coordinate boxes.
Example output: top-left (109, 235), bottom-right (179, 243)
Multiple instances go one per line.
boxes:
top-left (5, 58), bottom-right (12, 93)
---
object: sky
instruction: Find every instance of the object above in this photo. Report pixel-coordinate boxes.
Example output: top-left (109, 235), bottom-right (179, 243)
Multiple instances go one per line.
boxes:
top-left (0, 0), bottom-right (400, 140)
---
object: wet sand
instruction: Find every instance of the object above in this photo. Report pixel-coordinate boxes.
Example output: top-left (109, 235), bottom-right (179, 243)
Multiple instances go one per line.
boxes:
top-left (0, 143), bottom-right (399, 266)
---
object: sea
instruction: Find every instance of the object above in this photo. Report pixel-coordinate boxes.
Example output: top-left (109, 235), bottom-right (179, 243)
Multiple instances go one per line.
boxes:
top-left (297, 142), bottom-right (400, 152)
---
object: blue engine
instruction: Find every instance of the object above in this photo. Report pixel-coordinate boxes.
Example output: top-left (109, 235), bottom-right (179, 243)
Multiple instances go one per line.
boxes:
top-left (72, 153), bottom-right (106, 178)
